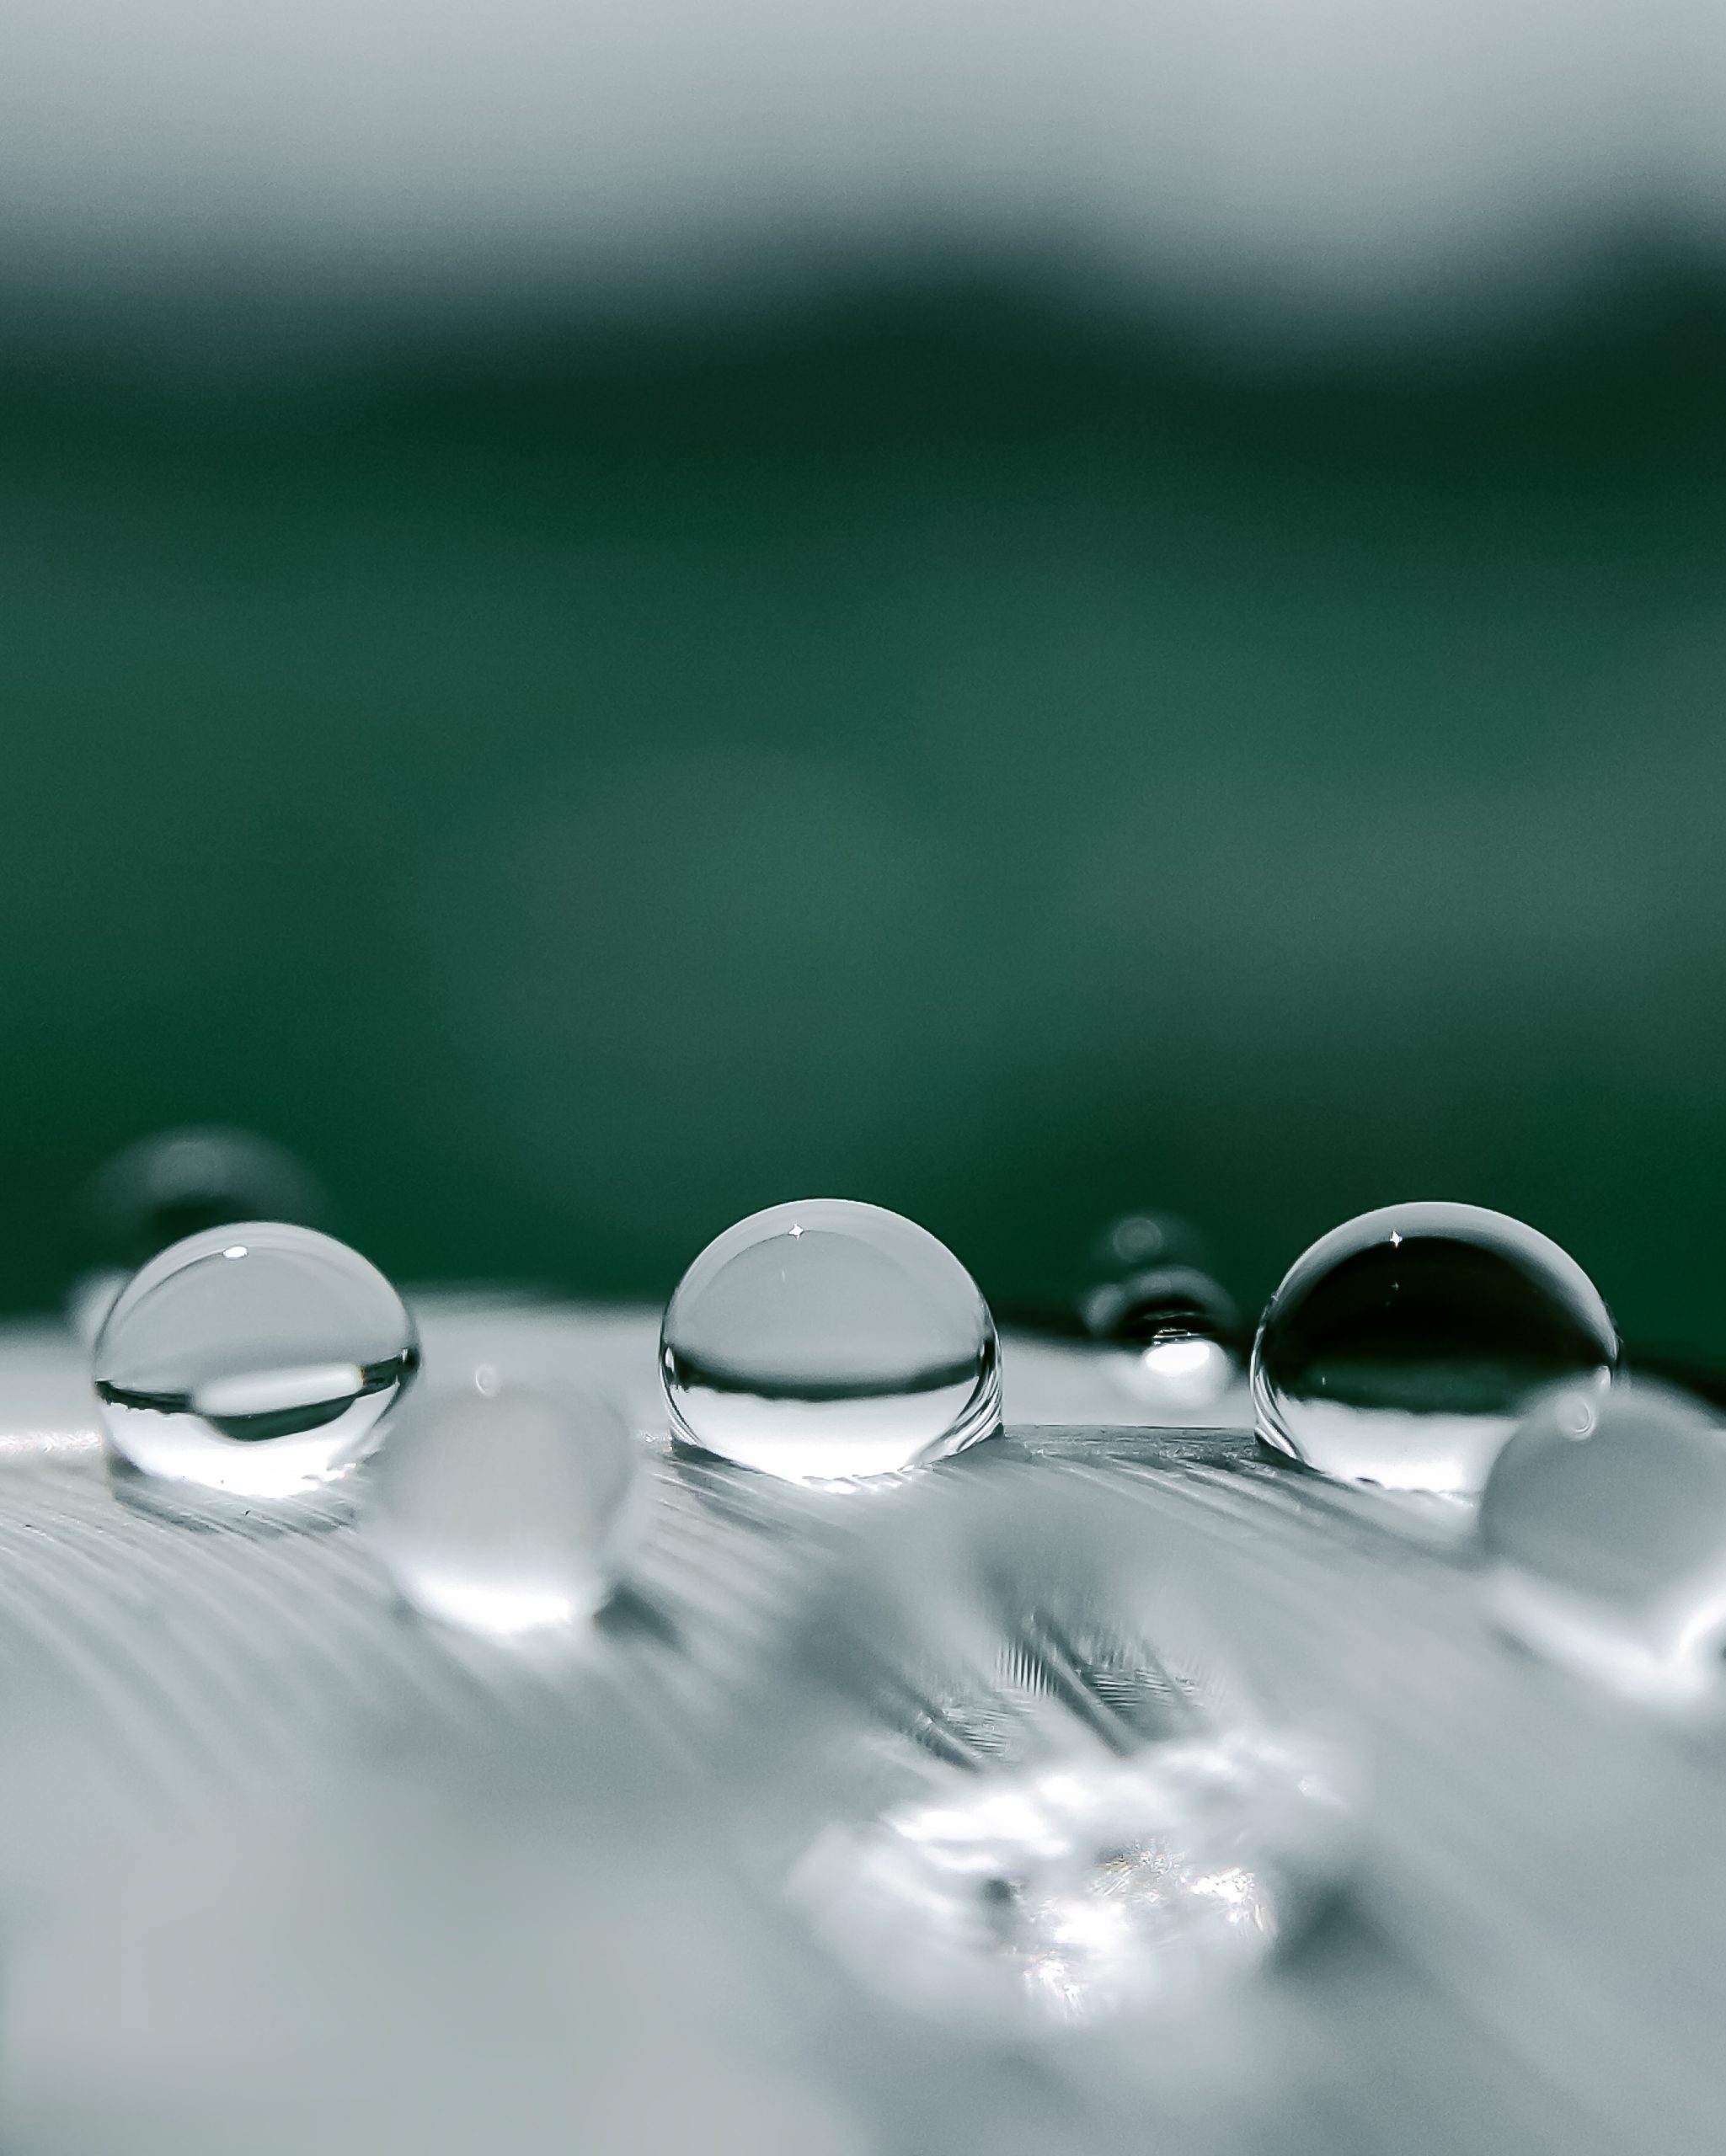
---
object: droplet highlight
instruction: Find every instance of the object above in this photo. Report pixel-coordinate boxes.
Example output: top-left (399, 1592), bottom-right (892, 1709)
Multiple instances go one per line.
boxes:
top-left (93, 1222), bottom-right (417, 1498)
top-left (660, 1198), bottom-right (1000, 1482)
top-left (366, 1376), bottom-right (643, 1640)
top-left (1479, 1380), bottom-right (1726, 1704)
top-left (1252, 1202), bottom-right (1616, 1494)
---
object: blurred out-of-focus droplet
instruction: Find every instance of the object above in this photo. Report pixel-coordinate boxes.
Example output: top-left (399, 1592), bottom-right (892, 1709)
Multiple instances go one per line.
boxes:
top-left (366, 1376), bottom-right (643, 1641)
top-left (68, 1127), bottom-right (329, 1347)
top-left (1480, 1380), bottom-right (1726, 1704)
top-left (1079, 1214), bottom-right (1242, 1416)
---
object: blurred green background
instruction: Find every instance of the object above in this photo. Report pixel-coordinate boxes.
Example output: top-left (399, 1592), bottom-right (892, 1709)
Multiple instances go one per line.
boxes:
top-left (5, 267), bottom-right (1724, 1351)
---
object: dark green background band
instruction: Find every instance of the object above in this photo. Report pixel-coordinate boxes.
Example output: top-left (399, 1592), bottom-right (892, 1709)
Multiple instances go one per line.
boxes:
top-left (3, 266), bottom-right (1722, 1353)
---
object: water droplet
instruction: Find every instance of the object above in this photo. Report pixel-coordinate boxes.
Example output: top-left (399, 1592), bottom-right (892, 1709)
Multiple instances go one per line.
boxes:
top-left (1252, 1202), bottom-right (1616, 1494)
top-left (1081, 1263), bottom-right (1241, 1418)
top-left (1479, 1381), bottom-right (1726, 1703)
top-left (1115, 1331), bottom-right (1238, 1413)
top-left (791, 1733), bottom-right (1342, 2032)
top-left (1086, 1210), bottom-right (1216, 1279)
top-left (67, 1128), bottom-right (330, 1348)
top-left (660, 1199), bottom-right (1000, 1482)
top-left (73, 1127), bottom-right (329, 1274)
top-left (93, 1222), bottom-right (417, 1498)
top-left (366, 1378), bottom-right (643, 1640)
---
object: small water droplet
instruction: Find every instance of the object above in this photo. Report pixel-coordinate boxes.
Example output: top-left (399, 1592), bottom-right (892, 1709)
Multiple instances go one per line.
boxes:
top-left (1252, 1203), bottom-right (1616, 1494)
top-left (1559, 1395), bottom-right (1597, 1438)
top-left (92, 1222), bottom-right (417, 1498)
top-left (1087, 1211), bottom-right (1215, 1279)
top-left (366, 1378), bottom-right (643, 1640)
top-left (72, 1127), bottom-right (329, 1275)
top-left (660, 1199), bottom-right (1000, 1483)
top-left (1480, 1381), bottom-right (1726, 1702)
top-left (1120, 1332), bottom-right (1237, 1412)
top-left (1082, 1273), bottom-right (1241, 1416)
top-left (791, 1734), bottom-right (1342, 2032)
top-left (67, 1128), bottom-right (331, 1348)
top-left (1077, 1214), bottom-right (1241, 1415)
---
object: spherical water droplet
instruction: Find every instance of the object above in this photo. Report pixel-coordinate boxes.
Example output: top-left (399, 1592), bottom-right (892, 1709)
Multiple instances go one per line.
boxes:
top-left (93, 1222), bottom-right (417, 1498)
top-left (366, 1378), bottom-right (643, 1640)
top-left (792, 1734), bottom-right (1342, 2032)
top-left (660, 1199), bottom-right (1000, 1483)
top-left (1081, 1264), bottom-right (1242, 1415)
top-left (1252, 1202), bottom-right (1616, 1495)
top-left (1479, 1381), bottom-right (1726, 1702)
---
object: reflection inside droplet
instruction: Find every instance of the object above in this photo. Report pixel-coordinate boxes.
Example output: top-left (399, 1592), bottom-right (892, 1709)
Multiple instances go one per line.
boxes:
top-left (1480, 1380), bottom-right (1726, 1704)
top-left (92, 1222), bottom-right (417, 1497)
top-left (792, 1734), bottom-right (1340, 2032)
top-left (1252, 1202), bottom-right (1616, 1495)
top-left (660, 1199), bottom-right (1001, 1483)
top-left (366, 1378), bottom-right (644, 1641)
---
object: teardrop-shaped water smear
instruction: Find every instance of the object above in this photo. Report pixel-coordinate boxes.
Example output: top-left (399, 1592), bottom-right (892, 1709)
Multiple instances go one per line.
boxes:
top-left (1252, 1202), bottom-right (1616, 1495)
top-left (792, 1732), bottom-right (1341, 2034)
top-left (660, 1199), bottom-right (1000, 1483)
top-left (93, 1223), bottom-right (417, 1499)
top-left (366, 1374), bottom-right (645, 1641)
top-left (699, 1461), bottom-right (1350, 2036)
top-left (1479, 1380), bottom-right (1726, 1706)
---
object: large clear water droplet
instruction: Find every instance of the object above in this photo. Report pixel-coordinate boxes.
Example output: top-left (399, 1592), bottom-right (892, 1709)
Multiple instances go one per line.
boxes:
top-left (1252, 1202), bottom-right (1616, 1495)
top-left (660, 1199), bottom-right (1000, 1483)
top-left (93, 1222), bottom-right (417, 1498)
top-left (1479, 1380), bottom-right (1726, 1703)
top-left (792, 1733), bottom-right (1342, 2033)
top-left (366, 1375), bottom-right (643, 1640)
top-left (1079, 1214), bottom-right (1242, 1415)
